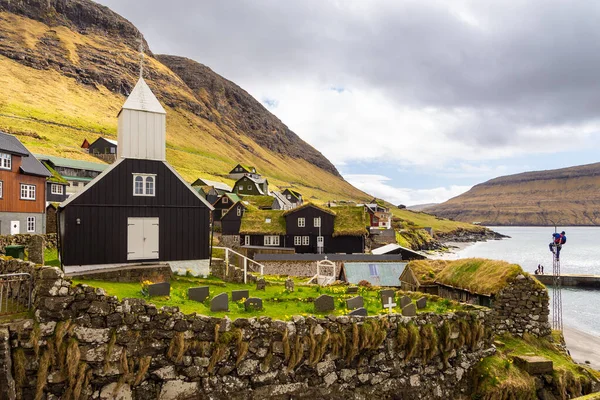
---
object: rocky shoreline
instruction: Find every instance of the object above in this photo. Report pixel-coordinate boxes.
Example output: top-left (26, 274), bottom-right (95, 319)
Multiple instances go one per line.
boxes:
top-left (437, 227), bottom-right (509, 244)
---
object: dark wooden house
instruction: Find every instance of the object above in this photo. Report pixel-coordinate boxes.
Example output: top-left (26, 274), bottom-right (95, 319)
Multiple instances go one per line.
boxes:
top-left (221, 201), bottom-right (247, 236)
top-left (89, 137), bottom-right (118, 155)
top-left (58, 77), bottom-right (214, 272)
top-left (212, 193), bottom-right (242, 220)
top-left (228, 164), bottom-right (260, 180)
top-left (40, 160), bottom-right (69, 203)
top-left (282, 189), bottom-right (303, 207)
top-left (239, 209), bottom-right (287, 247)
top-left (35, 155), bottom-right (108, 196)
top-left (234, 175), bottom-right (269, 196)
top-left (0, 131), bottom-right (51, 234)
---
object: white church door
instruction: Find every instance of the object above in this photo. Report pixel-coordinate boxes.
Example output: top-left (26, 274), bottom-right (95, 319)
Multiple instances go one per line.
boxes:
top-left (127, 217), bottom-right (159, 260)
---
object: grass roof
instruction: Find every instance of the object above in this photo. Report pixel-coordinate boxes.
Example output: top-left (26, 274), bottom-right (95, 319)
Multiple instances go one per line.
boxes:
top-left (407, 259), bottom-right (449, 285)
top-left (332, 206), bottom-right (368, 237)
top-left (243, 195), bottom-right (274, 209)
top-left (239, 209), bottom-right (286, 235)
top-left (42, 161), bottom-right (68, 184)
top-left (434, 258), bottom-right (524, 295)
top-left (282, 202), bottom-right (335, 216)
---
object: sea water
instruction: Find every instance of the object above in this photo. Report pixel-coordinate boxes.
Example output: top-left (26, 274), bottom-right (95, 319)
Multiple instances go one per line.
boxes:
top-left (455, 226), bottom-right (600, 336)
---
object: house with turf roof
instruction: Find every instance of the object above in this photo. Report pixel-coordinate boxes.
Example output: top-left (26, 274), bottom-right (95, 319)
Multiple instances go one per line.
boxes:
top-left (89, 137), bottom-right (118, 156)
top-left (221, 201), bottom-right (249, 236)
top-left (40, 160), bottom-right (69, 203)
top-left (213, 192), bottom-right (242, 220)
top-left (239, 208), bottom-right (287, 247)
top-left (282, 189), bottom-right (303, 207)
top-left (228, 164), bottom-right (261, 180)
top-left (234, 175), bottom-right (269, 196)
top-left (271, 191), bottom-right (294, 210)
top-left (35, 154), bottom-right (108, 196)
top-left (57, 76), bottom-right (214, 275)
top-left (243, 195), bottom-right (276, 210)
top-left (191, 178), bottom-right (232, 194)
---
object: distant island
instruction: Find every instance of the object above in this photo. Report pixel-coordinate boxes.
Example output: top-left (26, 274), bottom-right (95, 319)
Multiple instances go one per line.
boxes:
top-left (426, 162), bottom-right (600, 226)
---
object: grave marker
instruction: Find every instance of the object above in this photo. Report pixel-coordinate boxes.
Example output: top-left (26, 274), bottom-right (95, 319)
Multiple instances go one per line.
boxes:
top-left (380, 289), bottom-right (395, 306)
top-left (244, 297), bottom-right (263, 311)
top-left (256, 278), bottom-right (266, 291)
top-left (400, 295), bottom-right (412, 309)
top-left (402, 303), bottom-right (416, 317)
top-left (314, 295), bottom-right (335, 312)
top-left (346, 286), bottom-right (359, 294)
top-left (148, 282), bottom-right (170, 297)
top-left (285, 278), bottom-right (294, 292)
top-left (383, 296), bottom-right (396, 313)
top-left (349, 307), bottom-right (368, 317)
top-left (346, 296), bottom-right (364, 310)
top-left (188, 286), bottom-right (209, 302)
top-left (416, 297), bottom-right (427, 309)
top-left (232, 290), bottom-right (249, 302)
top-left (210, 293), bottom-right (229, 312)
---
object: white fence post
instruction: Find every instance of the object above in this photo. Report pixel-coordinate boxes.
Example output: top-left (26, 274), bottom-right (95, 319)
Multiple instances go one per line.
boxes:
top-left (243, 258), bottom-right (248, 284)
top-left (225, 248), bottom-right (229, 276)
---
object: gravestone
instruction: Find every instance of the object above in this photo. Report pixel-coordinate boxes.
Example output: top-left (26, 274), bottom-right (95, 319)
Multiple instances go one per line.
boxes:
top-left (349, 307), bottom-right (368, 317)
top-left (380, 289), bottom-right (395, 305)
top-left (346, 286), bottom-right (359, 294)
top-left (416, 297), bottom-right (427, 309)
top-left (314, 295), bottom-right (335, 312)
top-left (346, 296), bottom-right (364, 310)
top-left (400, 295), bottom-right (412, 309)
top-left (210, 293), bottom-right (229, 312)
top-left (285, 278), bottom-right (294, 292)
top-left (244, 297), bottom-right (263, 311)
top-left (188, 286), bottom-right (209, 302)
top-left (28, 235), bottom-right (45, 265)
top-left (402, 303), bottom-right (416, 317)
top-left (256, 278), bottom-right (266, 291)
top-left (232, 290), bottom-right (249, 302)
top-left (148, 282), bottom-right (170, 297)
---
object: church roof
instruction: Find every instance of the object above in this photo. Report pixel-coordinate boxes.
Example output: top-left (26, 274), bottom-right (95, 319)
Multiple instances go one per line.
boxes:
top-left (121, 77), bottom-right (166, 115)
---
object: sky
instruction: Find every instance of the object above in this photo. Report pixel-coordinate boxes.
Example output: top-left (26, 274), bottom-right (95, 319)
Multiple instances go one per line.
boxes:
top-left (97, 0), bottom-right (600, 206)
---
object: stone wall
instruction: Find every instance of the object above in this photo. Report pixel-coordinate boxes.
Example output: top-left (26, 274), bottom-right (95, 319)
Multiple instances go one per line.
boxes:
top-left (0, 233), bottom-right (57, 252)
top-left (260, 260), bottom-right (340, 277)
top-left (0, 261), bottom-right (497, 400)
top-left (211, 259), bottom-right (258, 284)
top-left (66, 264), bottom-right (173, 283)
top-left (491, 274), bottom-right (551, 337)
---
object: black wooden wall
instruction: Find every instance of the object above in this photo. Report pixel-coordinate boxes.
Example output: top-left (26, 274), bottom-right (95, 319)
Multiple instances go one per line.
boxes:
top-left (59, 159), bottom-right (210, 266)
top-left (284, 206), bottom-right (334, 236)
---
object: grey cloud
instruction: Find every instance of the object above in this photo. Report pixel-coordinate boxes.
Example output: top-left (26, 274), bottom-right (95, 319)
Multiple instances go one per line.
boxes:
top-left (97, 0), bottom-right (600, 148)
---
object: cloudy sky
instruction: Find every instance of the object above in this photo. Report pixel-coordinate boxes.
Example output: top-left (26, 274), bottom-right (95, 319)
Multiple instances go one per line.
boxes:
top-left (98, 0), bottom-right (600, 205)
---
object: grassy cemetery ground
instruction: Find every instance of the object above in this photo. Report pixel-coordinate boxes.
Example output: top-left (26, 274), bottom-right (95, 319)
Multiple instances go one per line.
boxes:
top-left (72, 275), bottom-right (468, 320)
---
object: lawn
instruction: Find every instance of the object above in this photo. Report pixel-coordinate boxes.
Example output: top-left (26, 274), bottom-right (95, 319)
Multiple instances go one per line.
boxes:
top-left (72, 275), bottom-right (467, 320)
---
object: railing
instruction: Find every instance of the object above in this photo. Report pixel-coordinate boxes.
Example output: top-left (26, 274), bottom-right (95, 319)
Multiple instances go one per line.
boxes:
top-left (308, 259), bottom-right (336, 286)
top-left (213, 247), bottom-right (264, 284)
top-left (0, 273), bottom-right (32, 315)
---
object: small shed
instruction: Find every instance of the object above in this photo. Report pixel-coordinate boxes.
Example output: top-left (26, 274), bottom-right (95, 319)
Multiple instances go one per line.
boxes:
top-left (338, 262), bottom-right (409, 287)
top-left (89, 137), bottom-right (118, 155)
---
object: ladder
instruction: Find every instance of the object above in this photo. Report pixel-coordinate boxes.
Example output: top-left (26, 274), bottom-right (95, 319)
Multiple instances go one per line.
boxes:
top-left (551, 245), bottom-right (563, 331)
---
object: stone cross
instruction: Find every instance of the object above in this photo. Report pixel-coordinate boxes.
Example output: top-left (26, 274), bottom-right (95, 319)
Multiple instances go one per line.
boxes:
top-left (383, 296), bottom-right (396, 313)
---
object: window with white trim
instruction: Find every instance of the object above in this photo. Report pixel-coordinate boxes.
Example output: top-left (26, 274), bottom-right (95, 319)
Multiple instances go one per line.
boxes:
top-left (302, 236), bottom-right (310, 245)
top-left (317, 236), bottom-right (324, 246)
top-left (237, 207), bottom-right (242, 217)
top-left (133, 174), bottom-right (156, 196)
top-left (244, 235), bottom-right (250, 245)
top-left (314, 217), bottom-right (321, 227)
top-left (20, 184), bottom-right (35, 200)
top-left (221, 209), bottom-right (227, 217)
top-left (0, 153), bottom-right (11, 170)
top-left (287, 194), bottom-right (291, 199)
top-left (0, 181), bottom-right (3, 198)
top-left (222, 197), bottom-right (229, 204)
top-left (247, 185), bottom-right (252, 190)
top-left (27, 217), bottom-right (35, 232)
top-left (264, 235), bottom-right (280, 246)
top-left (51, 184), bottom-right (63, 195)
top-left (294, 236), bottom-right (301, 246)
top-left (238, 185), bottom-right (243, 191)
top-left (298, 217), bottom-right (305, 227)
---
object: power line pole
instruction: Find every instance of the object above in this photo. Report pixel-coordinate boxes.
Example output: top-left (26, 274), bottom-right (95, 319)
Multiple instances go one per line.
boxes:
top-left (548, 219), bottom-right (563, 331)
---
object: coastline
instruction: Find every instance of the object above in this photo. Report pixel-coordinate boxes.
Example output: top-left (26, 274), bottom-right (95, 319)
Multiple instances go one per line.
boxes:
top-left (427, 241), bottom-right (477, 260)
top-left (564, 326), bottom-right (600, 371)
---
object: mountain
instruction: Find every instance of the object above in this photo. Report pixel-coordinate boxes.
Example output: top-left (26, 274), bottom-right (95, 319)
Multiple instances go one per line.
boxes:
top-left (427, 162), bottom-right (600, 226)
top-left (407, 203), bottom-right (438, 212)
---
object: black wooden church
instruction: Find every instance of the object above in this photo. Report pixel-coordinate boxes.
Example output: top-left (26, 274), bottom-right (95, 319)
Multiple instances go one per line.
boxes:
top-left (58, 77), bottom-right (214, 271)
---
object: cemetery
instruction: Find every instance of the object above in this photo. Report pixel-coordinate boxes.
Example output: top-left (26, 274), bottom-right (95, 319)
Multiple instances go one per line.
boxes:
top-left (72, 274), bottom-right (466, 320)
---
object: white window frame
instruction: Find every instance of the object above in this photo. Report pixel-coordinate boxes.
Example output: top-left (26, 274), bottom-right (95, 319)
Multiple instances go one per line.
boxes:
top-left (221, 209), bottom-right (227, 217)
top-left (298, 217), bottom-right (305, 227)
top-left (247, 185), bottom-right (252, 190)
top-left (0, 181), bottom-right (3, 198)
top-left (238, 185), bottom-right (243, 191)
top-left (314, 217), bottom-right (321, 227)
top-left (317, 236), bottom-right (324, 246)
top-left (222, 197), bottom-right (229, 204)
top-left (264, 235), bottom-right (280, 246)
top-left (302, 236), bottom-right (310, 245)
top-left (0, 153), bottom-right (11, 170)
top-left (20, 184), bottom-right (36, 200)
top-left (237, 207), bottom-right (242, 217)
top-left (27, 216), bottom-right (35, 233)
top-left (294, 236), bottom-right (301, 246)
top-left (244, 235), bottom-right (250, 246)
top-left (132, 174), bottom-right (156, 197)
top-left (50, 184), bottom-right (63, 195)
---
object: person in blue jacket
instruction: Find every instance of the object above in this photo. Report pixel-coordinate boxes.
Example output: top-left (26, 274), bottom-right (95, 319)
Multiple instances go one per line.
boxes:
top-left (549, 231), bottom-right (567, 260)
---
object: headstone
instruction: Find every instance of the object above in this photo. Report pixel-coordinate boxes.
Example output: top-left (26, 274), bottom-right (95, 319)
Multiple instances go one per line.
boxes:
top-left (285, 278), bottom-right (294, 292)
top-left (28, 235), bottom-right (45, 264)
top-left (188, 286), bottom-right (209, 302)
top-left (244, 297), bottom-right (263, 311)
top-left (380, 289), bottom-right (395, 305)
top-left (348, 307), bottom-right (368, 317)
top-left (416, 297), bottom-right (427, 309)
top-left (383, 296), bottom-right (397, 313)
top-left (210, 293), bottom-right (229, 312)
top-left (400, 295), bottom-right (412, 309)
top-left (232, 290), bottom-right (249, 302)
top-left (346, 286), bottom-right (359, 294)
top-left (346, 296), bottom-right (364, 310)
top-left (402, 303), bottom-right (416, 317)
top-left (148, 282), bottom-right (170, 297)
top-left (256, 278), bottom-right (266, 291)
top-left (314, 295), bottom-right (335, 313)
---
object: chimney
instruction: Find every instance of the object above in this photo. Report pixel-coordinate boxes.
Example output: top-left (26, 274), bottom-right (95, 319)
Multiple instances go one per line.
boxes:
top-left (117, 77), bottom-right (166, 161)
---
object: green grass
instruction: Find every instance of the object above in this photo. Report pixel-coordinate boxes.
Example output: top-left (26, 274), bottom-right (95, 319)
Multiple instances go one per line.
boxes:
top-left (332, 206), bottom-right (368, 237)
top-left (44, 248), bottom-right (60, 267)
top-left (239, 209), bottom-right (286, 235)
top-left (71, 275), bottom-right (467, 320)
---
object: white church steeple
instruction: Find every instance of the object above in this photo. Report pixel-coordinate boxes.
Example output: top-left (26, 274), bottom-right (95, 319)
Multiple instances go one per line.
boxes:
top-left (117, 39), bottom-right (167, 161)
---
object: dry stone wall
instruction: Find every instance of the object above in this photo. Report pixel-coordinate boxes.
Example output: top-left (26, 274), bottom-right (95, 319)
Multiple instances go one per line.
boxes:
top-left (0, 261), bottom-right (497, 400)
top-left (491, 274), bottom-right (551, 337)
top-left (0, 233), bottom-right (57, 251)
